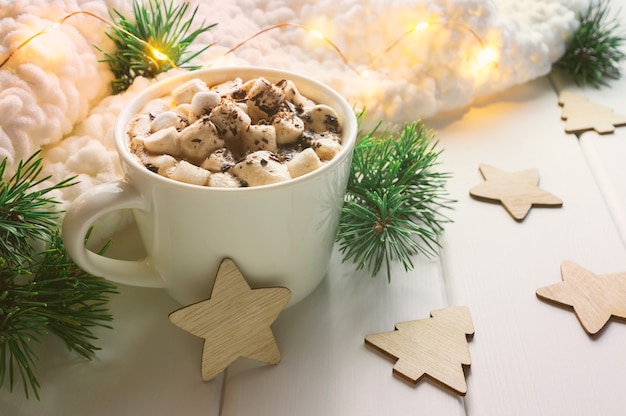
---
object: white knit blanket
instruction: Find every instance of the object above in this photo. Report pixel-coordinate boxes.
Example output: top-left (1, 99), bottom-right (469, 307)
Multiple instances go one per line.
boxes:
top-left (0, 0), bottom-right (588, 209)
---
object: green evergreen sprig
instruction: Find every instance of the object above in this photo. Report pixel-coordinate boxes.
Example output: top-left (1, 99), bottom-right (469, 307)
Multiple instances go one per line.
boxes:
top-left (0, 151), bottom-right (118, 400)
top-left (99, 0), bottom-right (217, 94)
top-left (555, 0), bottom-right (626, 87)
top-left (337, 121), bottom-right (454, 281)
top-left (0, 153), bottom-right (74, 266)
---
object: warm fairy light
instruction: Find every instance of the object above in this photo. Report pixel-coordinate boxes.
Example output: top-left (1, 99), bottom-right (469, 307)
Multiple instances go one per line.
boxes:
top-left (468, 46), bottom-right (498, 82)
top-left (308, 29), bottom-right (325, 40)
top-left (476, 46), bottom-right (498, 68)
top-left (151, 48), bottom-right (169, 61)
top-left (0, 10), bottom-right (179, 71)
top-left (415, 22), bottom-right (430, 31)
top-left (367, 19), bottom-right (497, 72)
top-left (0, 10), bottom-right (498, 88)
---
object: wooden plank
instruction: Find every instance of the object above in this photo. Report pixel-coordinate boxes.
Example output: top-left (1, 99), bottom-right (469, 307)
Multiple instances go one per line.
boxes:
top-left (550, 0), bottom-right (626, 249)
top-left (220, 251), bottom-right (465, 416)
top-left (578, 130), bottom-right (626, 248)
top-left (429, 76), bottom-right (626, 415)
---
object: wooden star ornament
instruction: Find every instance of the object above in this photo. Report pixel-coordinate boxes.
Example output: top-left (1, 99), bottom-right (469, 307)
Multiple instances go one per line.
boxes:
top-left (537, 261), bottom-right (626, 335)
top-left (365, 306), bottom-right (474, 395)
top-left (469, 164), bottom-right (563, 221)
top-left (559, 90), bottom-right (626, 135)
top-left (168, 258), bottom-right (291, 381)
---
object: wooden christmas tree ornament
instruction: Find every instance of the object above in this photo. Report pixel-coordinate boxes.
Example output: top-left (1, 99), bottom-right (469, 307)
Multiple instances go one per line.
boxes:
top-left (365, 306), bottom-right (474, 395)
top-left (469, 164), bottom-right (563, 221)
top-left (168, 258), bottom-right (291, 381)
top-left (559, 90), bottom-right (626, 134)
top-left (536, 261), bottom-right (626, 335)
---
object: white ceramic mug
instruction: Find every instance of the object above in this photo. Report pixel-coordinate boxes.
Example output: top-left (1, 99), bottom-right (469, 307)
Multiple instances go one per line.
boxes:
top-left (62, 67), bottom-right (357, 307)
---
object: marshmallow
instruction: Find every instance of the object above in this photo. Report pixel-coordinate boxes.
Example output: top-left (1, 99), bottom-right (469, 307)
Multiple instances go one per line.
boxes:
top-left (169, 160), bottom-right (210, 186)
top-left (128, 114), bottom-right (152, 139)
top-left (173, 103), bottom-right (195, 124)
top-left (277, 79), bottom-right (314, 109)
top-left (232, 150), bottom-right (291, 186)
top-left (287, 147), bottom-right (323, 178)
top-left (242, 124), bottom-right (277, 153)
top-left (151, 111), bottom-right (183, 132)
top-left (237, 102), bottom-right (249, 114)
top-left (143, 126), bottom-right (179, 155)
top-left (178, 117), bottom-right (224, 164)
top-left (143, 154), bottom-right (178, 177)
top-left (208, 172), bottom-right (241, 188)
top-left (172, 79), bottom-right (208, 104)
top-left (142, 98), bottom-right (173, 116)
top-left (190, 91), bottom-right (221, 117)
top-left (245, 77), bottom-right (286, 122)
top-left (273, 110), bottom-right (305, 145)
top-left (211, 78), bottom-right (244, 97)
top-left (200, 148), bottom-right (236, 172)
top-left (209, 99), bottom-right (252, 140)
top-left (301, 104), bottom-right (341, 133)
top-left (312, 133), bottom-right (342, 160)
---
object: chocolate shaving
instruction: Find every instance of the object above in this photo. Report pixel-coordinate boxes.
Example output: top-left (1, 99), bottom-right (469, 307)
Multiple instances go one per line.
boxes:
top-left (144, 163), bottom-right (159, 173)
top-left (325, 114), bottom-right (340, 132)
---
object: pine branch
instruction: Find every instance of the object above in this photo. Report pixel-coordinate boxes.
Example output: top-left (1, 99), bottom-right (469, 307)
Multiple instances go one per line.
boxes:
top-left (337, 121), bottom-right (454, 281)
top-left (0, 151), bottom-right (117, 400)
top-left (555, 0), bottom-right (626, 87)
top-left (97, 0), bottom-right (217, 94)
top-left (0, 152), bottom-right (75, 267)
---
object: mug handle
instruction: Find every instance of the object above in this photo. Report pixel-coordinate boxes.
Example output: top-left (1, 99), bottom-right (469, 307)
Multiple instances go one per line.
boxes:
top-left (62, 181), bottom-right (164, 288)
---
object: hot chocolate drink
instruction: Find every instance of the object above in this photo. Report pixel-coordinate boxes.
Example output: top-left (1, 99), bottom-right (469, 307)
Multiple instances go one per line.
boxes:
top-left (126, 76), bottom-right (344, 187)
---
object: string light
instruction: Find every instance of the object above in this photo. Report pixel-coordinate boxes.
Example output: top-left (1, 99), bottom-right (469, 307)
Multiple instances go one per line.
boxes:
top-left (0, 11), bottom-right (498, 84)
top-left (367, 18), bottom-right (496, 74)
top-left (0, 10), bottom-right (178, 71)
top-left (223, 22), bottom-right (362, 76)
top-left (221, 19), bottom-right (497, 79)
top-left (367, 21), bottom-right (432, 70)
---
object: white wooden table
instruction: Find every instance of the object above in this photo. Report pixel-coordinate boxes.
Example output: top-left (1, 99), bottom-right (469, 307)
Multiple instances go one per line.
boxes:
top-left (4, 2), bottom-right (626, 414)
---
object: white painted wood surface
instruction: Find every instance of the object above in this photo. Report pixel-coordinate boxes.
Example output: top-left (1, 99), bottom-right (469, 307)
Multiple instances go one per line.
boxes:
top-left (579, 130), bottom-right (626, 248)
top-left (5, 2), bottom-right (626, 415)
top-left (432, 77), bottom-right (626, 416)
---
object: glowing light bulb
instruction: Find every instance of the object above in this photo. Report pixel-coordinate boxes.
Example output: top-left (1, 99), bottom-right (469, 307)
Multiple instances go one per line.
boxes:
top-left (151, 48), bottom-right (168, 61)
top-left (476, 46), bottom-right (497, 68)
top-left (308, 29), bottom-right (325, 40)
top-left (414, 22), bottom-right (430, 31)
